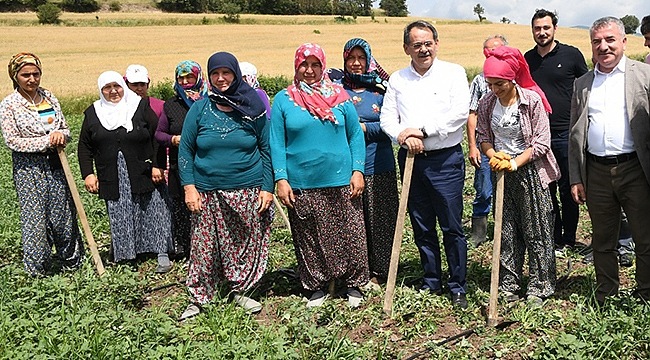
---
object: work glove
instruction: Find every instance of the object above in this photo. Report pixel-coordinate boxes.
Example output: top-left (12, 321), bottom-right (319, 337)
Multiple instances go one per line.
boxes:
top-left (492, 151), bottom-right (511, 161)
top-left (493, 159), bottom-right (518, 172)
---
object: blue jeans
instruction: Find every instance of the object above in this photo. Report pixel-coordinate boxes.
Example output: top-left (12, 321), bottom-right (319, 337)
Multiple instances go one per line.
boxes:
top-left (472, 151), bottom-right (492, 217)
top-left (550, 130), bottom-right (579, 246)
top-left (398, 146), bottom-right (467, 294)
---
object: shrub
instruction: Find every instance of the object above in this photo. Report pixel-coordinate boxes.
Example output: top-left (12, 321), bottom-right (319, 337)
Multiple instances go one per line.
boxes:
top-left (222, 2), bottom-right (240, 23)
top-left (148, 80), bottom-right (175, 101)
top-left (258, 74), bottom-right (291, 98)
top-left (0, 0), bottom-right (26, 11)
top-left (27, 0), bottom-right (47, 10)
top-left (108, 0), bottom-right (120, 11)
top-left (60, 0), bottom-right (100, 12)
top-left (36, 3), bottom-right (62, 24)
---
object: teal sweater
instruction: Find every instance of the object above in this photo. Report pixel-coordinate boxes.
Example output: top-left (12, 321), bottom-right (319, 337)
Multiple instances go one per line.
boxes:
top-left (178, 98), bottom-right (273, 192)
top-left (269, 89), bottom-right (365, 190)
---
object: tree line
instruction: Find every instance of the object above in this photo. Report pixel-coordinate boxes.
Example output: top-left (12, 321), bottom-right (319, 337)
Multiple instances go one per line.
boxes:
top-left (158, 0), bottom-right (407, 17)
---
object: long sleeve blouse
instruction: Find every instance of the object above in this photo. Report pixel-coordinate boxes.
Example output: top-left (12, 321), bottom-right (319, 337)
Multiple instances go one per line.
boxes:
top-left (346, 88), bottom-right (394, 176)
top-left (476, 86), bottom-right (560, 188)
top-left (178, 97), bottom-right (273, 193)
top-left (77, 98), bottom-right (162, 200)
top-left (0, 88), bottom-right (70, 153)
top-left (269, 89), bottom-right (365, 190)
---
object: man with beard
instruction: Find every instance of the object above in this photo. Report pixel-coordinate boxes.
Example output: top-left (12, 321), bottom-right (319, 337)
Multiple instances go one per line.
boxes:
top-left (524, 9), bottom-right (588, 254)
top-left (380, 20), bottom-right (470, 309)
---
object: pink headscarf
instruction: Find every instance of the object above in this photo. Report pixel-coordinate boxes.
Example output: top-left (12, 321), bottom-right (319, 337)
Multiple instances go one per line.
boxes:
top-left (287, 43), bottom-right (350, 123)
top-left (483, 46), bottom-right (553, 114)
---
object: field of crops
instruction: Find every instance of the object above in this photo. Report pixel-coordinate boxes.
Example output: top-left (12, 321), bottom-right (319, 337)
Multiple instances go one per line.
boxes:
top-left (1, 13), bottom-right (650, 359)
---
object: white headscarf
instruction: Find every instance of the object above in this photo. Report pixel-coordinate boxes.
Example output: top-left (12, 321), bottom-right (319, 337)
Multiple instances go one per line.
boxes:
top-left (239, 61), bottom-right (260, 89)
top-left (93, 71), bottom-right (140, 132)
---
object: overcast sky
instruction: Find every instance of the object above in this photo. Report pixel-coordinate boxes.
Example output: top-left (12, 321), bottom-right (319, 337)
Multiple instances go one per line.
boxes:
top-left (406, 0), bottom-right (647, 28)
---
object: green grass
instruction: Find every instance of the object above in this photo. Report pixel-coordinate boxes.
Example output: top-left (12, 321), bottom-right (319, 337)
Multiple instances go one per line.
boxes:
top-left (0, 96), bottom-right (649, 359)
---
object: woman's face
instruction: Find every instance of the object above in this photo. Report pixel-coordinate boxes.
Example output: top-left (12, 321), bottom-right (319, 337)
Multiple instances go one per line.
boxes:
top-left (127, 81), bottom-right (149, 98)
top-left (177, 73), bottom-right (197, 88)
top-left (345, 47), bottom-right (367, 75)
top-left (210, 67), bottom-right (235, 92)
top-left (16, 64), bottom-right (41, 94)
top-left (101, 82), bottom-right (124, 103)
top-left (485, 77), bottom-right (516, 100)
top-left (296, 55), bottom-right (323, 85)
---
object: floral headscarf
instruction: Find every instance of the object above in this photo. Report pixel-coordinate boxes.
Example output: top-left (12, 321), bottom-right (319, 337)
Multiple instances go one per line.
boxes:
top-left (483, 46), bottom-right (553, 114)
top-left (8, 52), bottom-right (42, 90)
top-left (174, 60), bottom-right (208, 108)
top-left (287, 43), bottom-right (350, 124)
top-left (342, 38), bottom-right (390, 93)
top-left (207, 52), bottom-right (266, 121)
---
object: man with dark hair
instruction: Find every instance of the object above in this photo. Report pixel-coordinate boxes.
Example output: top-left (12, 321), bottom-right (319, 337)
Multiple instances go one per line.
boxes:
top-left (524, 9), bottom-right (588, 254)
top-left (569, 16), bottom-right (650, 305)
top-left (381, 20), bottom-right (470, 309)
top-left (641, 15), bottom-right (650, 64)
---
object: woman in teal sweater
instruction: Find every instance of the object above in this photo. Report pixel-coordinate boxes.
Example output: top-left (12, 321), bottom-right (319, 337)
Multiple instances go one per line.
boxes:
top-left (270, 43), bottom-right (369, 308)
top-left (178, 52), bottom-right (273, 319)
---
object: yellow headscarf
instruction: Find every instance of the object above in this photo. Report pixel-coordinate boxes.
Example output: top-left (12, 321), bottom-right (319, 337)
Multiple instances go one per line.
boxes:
top-left (8, 52), bottom-right (42, 89)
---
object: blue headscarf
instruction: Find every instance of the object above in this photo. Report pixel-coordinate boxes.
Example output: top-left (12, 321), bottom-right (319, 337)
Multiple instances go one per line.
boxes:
top-left (207, 52), bottom-right (266, 121)
top-left (174, 60), bottom-right (208, 108)
top-left (342, 38), bottom-right (390, 94)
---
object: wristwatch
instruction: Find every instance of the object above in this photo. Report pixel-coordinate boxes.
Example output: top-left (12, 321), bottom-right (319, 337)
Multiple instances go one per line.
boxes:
top-left (420, 127), bottom-right (428, 139)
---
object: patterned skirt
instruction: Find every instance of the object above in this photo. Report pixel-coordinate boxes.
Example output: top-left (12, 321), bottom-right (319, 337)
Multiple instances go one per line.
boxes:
top-left (288, 186), bottom-right (369, 291)
top-left (363, 171), bottom-right (399, 279)
top-left (12, 152), bottom-right (84, 275)
top-left (498, 162), bottom-right (556, 298)
top-left (106, 152), bottom-right (172, 262)
top-left (186, 187), bottom-right (272, 304)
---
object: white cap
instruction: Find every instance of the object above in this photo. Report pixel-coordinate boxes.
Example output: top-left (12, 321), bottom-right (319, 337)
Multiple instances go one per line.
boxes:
top-left (239, 62), bottom-right (257, 77)
top-left (124, 64), bottom-right (150, 84)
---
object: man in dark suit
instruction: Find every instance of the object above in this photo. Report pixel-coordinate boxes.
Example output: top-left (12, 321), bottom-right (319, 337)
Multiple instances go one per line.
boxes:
top-left (569, 16), bottom-right (650, 305)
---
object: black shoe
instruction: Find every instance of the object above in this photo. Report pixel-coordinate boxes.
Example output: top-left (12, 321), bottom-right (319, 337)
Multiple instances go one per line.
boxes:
top-left (451, 293), bottom-right (468, 309)
top-left (582, 251), bottom-right (594, 264)
top-left (619, 253), bottom-right (634, 267)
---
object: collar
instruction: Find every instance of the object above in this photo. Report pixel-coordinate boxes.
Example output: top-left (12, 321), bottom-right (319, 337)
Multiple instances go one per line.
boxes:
top-left (408, 57), bottom-right (438, 78)
top-left (595, 55), bottom-right (627, 76)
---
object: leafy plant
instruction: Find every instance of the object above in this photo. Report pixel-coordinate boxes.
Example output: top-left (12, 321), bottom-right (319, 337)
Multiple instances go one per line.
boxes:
top-left (60, 0), bottom-right (100, 12)
top-left (36, 2), bottom-right (61, 24)
top-left (108, 0), bottom-right (121, 12)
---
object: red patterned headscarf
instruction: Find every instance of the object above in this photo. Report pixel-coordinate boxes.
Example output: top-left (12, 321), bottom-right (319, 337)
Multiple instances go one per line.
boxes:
top-left (287, 43), bottom-right (350, 124)
top-left (483, 46), bottom-right (553, 114)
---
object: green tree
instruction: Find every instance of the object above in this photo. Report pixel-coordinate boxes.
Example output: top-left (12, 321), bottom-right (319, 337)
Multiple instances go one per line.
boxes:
top-left (620, 14), bottom-right (640, 34)
top-left (500, 16), bottom-right (510, 24)
top-left (380, 0), bottom-right (407, 17)
top-left (36, 3), bottom-right (61, 24)
top-left (473, 3), bottom-right (485, 22)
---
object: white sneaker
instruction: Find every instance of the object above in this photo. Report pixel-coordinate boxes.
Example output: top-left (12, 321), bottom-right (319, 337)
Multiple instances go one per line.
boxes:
top-left (233, 294), bottom-right (262, 314)
top-left (179, 303), bottom-right (200, 321)
top-left (347, 287), bottom-right (364, 308)
top-left (306, 290), bottom-right (329, 308)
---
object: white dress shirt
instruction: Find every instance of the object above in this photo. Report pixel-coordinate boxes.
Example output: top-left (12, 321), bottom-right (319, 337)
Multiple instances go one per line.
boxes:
top-left (380, 58), bottom-right (470, 151)
top-left (587, 56), bottom-right (634, 156)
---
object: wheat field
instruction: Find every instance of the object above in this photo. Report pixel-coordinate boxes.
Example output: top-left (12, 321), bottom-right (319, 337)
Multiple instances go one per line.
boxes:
top-left (1, 13), bottom-right (648, 97)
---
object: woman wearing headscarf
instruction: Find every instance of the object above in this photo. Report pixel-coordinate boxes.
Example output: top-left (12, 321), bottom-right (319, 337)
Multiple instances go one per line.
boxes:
top-left (239, 61), bottom-right (272, 117)
top-left (476, 46), bottom-right (559, 304)
top-left (78, 71), bottom-right (172, 274)
top-left (270, 43), bottom-right (369, 308)
top-left (155, 60), bottom-right (208, 258)
top-left (0, 53), bottom-right (84, 276)
top-left (341, 38), bottom-right (397, 287)
top-left (178, 52), bottom-right (273, 319)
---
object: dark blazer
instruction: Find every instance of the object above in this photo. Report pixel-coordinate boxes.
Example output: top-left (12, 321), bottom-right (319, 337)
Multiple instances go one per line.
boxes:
top-left (78, 98), bottom-right (164, 200)
top-left (569, 58), bottom-right (650, 190)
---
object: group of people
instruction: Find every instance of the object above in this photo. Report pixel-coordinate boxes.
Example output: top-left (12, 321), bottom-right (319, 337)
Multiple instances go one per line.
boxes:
top-left (2, 13), bottom-right (650, 320)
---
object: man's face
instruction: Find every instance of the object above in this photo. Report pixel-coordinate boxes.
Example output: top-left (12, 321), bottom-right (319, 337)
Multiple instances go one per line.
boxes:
top-left (403, 27), bottom-right (438, 75)
top-left (644, 32), bottom-right (650, 49)
top-left (532, 16), bottom-right (556, 48)
top-left (591, 23), bottom-right (627, 73)
top-left (483, 38), bottom-right (505, 52)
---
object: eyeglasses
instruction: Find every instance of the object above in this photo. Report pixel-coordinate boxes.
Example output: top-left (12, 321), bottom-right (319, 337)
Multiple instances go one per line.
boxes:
top-left (409, 41), bottom-right (435, 50)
